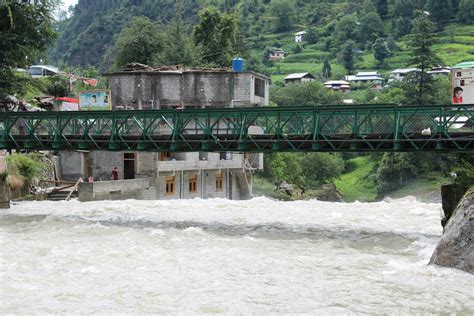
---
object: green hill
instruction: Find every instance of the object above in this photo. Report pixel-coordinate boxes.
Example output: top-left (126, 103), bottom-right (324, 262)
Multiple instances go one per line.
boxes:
top-left (50, 0), bottom-right (473, 74)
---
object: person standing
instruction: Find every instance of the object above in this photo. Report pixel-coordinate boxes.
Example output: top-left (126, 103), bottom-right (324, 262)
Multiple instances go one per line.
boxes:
top-left (111, 167), bottom-right (119, 180)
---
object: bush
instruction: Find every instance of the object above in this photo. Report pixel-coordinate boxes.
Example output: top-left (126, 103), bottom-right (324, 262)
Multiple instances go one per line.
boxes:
top-left (6, 154), bottom-right (44, 182)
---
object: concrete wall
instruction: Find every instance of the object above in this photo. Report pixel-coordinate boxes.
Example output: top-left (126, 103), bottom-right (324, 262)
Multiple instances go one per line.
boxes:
top-left (107, 71), bottom-right (269, 109)
top-left (78, 178), bottom-right (157, 201)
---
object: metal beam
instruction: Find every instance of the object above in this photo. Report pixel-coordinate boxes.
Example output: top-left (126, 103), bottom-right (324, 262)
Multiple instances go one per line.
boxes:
top-left (1, 104), bottom-right (473, 152)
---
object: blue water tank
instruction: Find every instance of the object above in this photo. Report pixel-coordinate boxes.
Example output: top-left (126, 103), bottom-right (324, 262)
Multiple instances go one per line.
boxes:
top-left (232, 58), bottom-right (244, 72)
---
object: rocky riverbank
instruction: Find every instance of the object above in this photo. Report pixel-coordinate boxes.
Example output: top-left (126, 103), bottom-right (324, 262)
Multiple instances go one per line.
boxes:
top-left (430, 185), bottom-right (473, 274)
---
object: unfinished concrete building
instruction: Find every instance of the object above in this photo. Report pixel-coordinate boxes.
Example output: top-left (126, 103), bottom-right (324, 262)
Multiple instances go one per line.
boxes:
top-left (59, 66), bottom-right (269, 201)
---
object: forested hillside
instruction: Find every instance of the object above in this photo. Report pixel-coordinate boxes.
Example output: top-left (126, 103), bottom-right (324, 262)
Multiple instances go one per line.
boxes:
top-left (50, 0), bottom-right (474, 72)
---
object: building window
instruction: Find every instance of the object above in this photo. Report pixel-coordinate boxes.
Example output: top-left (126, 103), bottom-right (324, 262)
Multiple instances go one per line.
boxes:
top-left (254, 78), bottom-right (265, 98)
top-left (219, 152), bottom-right (232, 160)
top-left (166, 176), bottom-right (175, 195)
top-left (216, 172), bottom-right (224, 191)
top-left (159, 152), bottom-right (170, 161)
top-left (189, 174), bottom-right (197, 193)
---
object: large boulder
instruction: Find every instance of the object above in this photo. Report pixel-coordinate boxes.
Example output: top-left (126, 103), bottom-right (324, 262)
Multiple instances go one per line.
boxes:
top-left (430, 187), bottom-right (473, 274)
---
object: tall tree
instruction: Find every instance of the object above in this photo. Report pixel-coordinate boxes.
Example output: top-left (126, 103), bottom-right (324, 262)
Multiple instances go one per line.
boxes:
top-left (322, 58), bottom-right (332, 79)
top-left (341, 40), bottom-right (356, 75)
top-left (193, 8), bottom-right (240, 67)
top-left (157, 1), bottom-right (196, 66)
top-left (407, 10), bottom-right (440, 104)
top-left (114, 17), bottom-right (163, 68)
top-left (458, 0), bottom-right (474, 23)
top-left (375, 0), bottom-right (388, 19)
top-left (358, 11), bottom-right (384, 45)
top-left (372, 38), bottom-right (390, 67)
top-left (426, 0), bottom-right (452, 30)
top-left (0, 0), bottom-right (59, 98)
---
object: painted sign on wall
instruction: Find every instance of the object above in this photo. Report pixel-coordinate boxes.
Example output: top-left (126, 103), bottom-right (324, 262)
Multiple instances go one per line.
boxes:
top-left (451, 68), bottom-right (474, 105)
top-left (79, 90), bottom-right (111, 110)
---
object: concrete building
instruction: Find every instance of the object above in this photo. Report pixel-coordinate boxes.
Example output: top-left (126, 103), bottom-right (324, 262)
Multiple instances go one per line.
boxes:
top-left (28, 65), bottom-right (59, 78)
top-left (284, 73), bottom-right (316, 85)
top-left (60, 66), bottom-right (269, 201)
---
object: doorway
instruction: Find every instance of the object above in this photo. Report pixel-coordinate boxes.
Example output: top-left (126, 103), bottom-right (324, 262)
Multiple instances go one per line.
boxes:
top-left (123, 153), bottom-right (135, 179)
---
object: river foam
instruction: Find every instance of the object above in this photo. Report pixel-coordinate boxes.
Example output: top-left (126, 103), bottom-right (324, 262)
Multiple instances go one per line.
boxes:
top-left (1, 197), bottom-right (473, 314)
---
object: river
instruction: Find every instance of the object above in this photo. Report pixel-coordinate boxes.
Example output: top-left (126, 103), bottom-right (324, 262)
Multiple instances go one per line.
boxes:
top-left (1, 197), bottom-right (473, 314)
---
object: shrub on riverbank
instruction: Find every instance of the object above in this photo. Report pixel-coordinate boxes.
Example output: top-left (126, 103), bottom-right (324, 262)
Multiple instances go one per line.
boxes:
top-left (6, 153), bottom-right (45, 192)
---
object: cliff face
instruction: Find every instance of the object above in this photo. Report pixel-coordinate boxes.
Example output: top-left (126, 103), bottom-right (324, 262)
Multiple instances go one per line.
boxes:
top-left (430, 187), bottom-right (474, 274)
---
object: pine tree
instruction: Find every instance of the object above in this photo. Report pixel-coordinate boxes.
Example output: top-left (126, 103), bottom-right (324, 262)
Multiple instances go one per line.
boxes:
top-left (341, 41), bottom-right (356, 75)
top-left (406, 11), bottom-right (441, 104)
top-left (372, 38), bottom-right (390, 67)
top-left (322, 58), bottom-right (332, 79)
top-left (426, 0), bottom-right (452, 30)
top-left (375, 0), bottom-right (388, 19)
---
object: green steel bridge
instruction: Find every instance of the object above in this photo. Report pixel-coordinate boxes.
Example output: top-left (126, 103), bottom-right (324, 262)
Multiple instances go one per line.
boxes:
top-left (0, 104), bottom-right (473, 152)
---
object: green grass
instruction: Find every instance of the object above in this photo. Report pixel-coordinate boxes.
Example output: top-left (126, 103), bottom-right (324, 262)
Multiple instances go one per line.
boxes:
top-left (386, 173), bottom-right (451, 202)
top-left (335, 156), bottom-right (378, 202)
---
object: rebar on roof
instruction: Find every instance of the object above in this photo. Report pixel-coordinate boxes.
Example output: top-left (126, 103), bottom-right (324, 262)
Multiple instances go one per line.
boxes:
top-left (121, 63), bottom-right (231, 73)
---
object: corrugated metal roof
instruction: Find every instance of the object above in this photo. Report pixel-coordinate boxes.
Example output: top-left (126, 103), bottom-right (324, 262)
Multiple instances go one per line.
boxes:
top-left (285, 73), bottom-right (314, 79)
top-left (452, 61), bottom-right (474, 69)
top-left (295, 31), bottom-right (306, 35)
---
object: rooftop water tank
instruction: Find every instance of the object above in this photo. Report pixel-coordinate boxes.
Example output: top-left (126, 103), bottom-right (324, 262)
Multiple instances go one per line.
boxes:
top-left (232, 58), bottom-right (244, 72)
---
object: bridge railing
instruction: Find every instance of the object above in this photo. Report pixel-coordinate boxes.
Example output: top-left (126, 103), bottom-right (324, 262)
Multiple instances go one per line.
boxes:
top-left (0, 104), bottom-right (473, 152)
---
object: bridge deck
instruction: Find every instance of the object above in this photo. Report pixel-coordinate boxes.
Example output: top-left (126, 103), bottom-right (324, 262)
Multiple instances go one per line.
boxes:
top-left (1, 104), bottom-right (473, 152)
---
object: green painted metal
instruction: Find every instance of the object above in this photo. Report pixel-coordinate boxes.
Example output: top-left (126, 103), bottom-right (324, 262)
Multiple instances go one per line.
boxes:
top-left (0, 104), bottom-right (473, 152)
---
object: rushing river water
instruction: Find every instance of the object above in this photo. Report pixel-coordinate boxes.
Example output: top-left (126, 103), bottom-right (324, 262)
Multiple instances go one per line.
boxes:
top-left (1, 197), bottom-right (473, 314)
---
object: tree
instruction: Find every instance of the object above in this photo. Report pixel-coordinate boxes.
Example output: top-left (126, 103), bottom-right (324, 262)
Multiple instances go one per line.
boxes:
top-left (157, 1), bottom-right (197, 66)
top-left (375, 0), bottom-right (388, 19)
top-left (341, 40), bottom-right (356, 75)
top-left (458, 0), bottom-right (474, 23)
top-left (334, 15), bottom-right (358, 45)
top-left (271, 81), bottom-right (343, 107)
top-left (322, 58), bottom-right (331, 79)
top-left (372, 38), bottom-right (390, 67)
top-left (301, 153), bottom-right (345, 187)
top-left (407, 11), bottom-right (441, 104)
top-left (193, 8), bottom-right (240, 67)
top-left (114, 17), bottom-right (163, 68)
top-left (0, 0), bottom-right (59, 98)
top-left (269, 0), bottom-right (295, 33)
top-left (305, 27), bottom-right (318, 44)
top-left (358, 12), bottom-right (384, 46)
top-left (426, 0), bottom-right (452, 30)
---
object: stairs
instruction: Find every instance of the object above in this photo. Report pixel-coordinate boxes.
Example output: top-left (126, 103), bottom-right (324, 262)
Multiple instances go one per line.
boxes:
top-left (47, 190), bottom-right (77, 201)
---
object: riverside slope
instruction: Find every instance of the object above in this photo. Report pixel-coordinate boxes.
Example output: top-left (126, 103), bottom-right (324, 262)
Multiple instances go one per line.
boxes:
top-left (430, 187), bottom-right (474, 274)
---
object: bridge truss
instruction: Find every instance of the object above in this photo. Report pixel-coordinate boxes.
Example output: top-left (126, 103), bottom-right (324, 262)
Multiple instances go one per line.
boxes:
top-left (0, 104), bottom-right (473, 152)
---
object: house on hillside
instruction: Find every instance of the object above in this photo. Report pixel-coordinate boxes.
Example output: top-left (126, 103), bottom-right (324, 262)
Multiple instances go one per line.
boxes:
top-left (389, 68), bottom-right (420, 82)
top-left (295, 31), bottom-right (306, 43)
top-left (284, 73), bottom-right (316, 85)
top-left (267, 48), bottom-right (286, 61)
top-left (345, 71), bottom-right (384, 90)
top-left (427, 67), bottom-right (450, 78)
top-left (59, 65), bottom-right (269, 202)
top-left (324, 80), bottom-right (351, 92)
top-left (28, 65), bottom-right (59, 78)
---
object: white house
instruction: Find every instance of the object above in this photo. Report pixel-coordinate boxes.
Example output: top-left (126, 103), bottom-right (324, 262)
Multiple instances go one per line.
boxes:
top-left (295, 31), bottom-right (306, 43)
top-left (427, 67), bottom-right (450, 78)
top-left (345, 71), bottom-right (384, 90)
top-left (28, 65), bottom-right (59, 78)
top-left (284, 73), bottom-right (316, 85)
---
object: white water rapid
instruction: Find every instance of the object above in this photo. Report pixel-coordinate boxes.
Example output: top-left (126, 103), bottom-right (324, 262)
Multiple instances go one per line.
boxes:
top-left (1, 197), bottom-right (473, 314)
